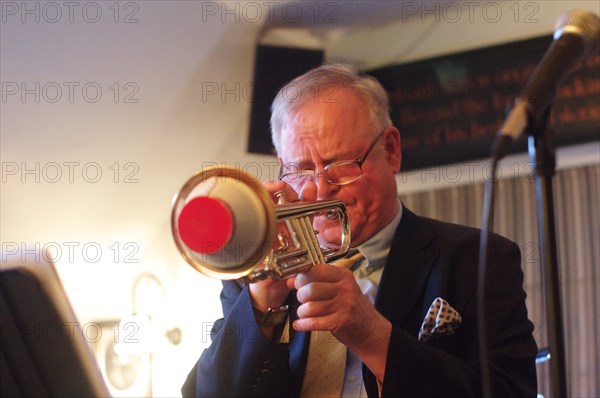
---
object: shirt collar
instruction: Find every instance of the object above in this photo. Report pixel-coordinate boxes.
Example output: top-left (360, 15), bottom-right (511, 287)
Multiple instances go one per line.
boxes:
top-left (354, 200), bottom-right (403, 275)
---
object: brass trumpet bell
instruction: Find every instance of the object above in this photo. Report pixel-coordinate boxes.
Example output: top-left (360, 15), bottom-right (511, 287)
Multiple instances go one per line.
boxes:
top-left (171, 166), bottom-right (351, 283)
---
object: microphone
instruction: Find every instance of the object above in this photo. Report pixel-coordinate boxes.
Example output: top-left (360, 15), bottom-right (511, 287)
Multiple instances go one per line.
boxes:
top-left (494, 9), bottom-right (600, 159)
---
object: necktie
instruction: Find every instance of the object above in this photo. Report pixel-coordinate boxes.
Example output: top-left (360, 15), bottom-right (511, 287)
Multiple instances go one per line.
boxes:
top-left (299, 251), bottom-right (364, 398)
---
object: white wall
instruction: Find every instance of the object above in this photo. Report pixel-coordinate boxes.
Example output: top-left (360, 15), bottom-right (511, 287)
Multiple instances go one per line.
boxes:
top-left (1, 2), bottom-right (271, 394)
top-left (1, 1), bottom-right (598, 396)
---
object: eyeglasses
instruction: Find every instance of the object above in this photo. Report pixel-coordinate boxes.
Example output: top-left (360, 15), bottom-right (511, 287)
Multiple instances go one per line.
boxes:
top-left (278, 131), bottom-right (384, 187)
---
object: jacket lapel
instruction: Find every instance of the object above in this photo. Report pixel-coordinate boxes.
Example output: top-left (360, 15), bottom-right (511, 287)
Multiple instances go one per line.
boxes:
top-left (375, 207), bottom-right (439, 331)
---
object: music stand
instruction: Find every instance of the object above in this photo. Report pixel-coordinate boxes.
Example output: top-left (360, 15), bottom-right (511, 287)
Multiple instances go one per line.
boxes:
top-left (0, 249), bottom-right (111, 397)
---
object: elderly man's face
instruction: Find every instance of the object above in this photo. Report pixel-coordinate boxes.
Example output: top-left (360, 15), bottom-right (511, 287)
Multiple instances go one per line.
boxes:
top-left (278, 88), bottom-right (401, 247)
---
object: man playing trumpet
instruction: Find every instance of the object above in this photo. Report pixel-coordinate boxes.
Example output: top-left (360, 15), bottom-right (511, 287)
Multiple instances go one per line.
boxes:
top-left (182, 64), bottom-right (537, 397)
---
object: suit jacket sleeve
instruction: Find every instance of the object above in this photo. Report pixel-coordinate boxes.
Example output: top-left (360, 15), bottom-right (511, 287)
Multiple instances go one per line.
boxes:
top-left (182, 281), bottom-right (296, 397)
top-left (364, 218), bottom-right (537, 398)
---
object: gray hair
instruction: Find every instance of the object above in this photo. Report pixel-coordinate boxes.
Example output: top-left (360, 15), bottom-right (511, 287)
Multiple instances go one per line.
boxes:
top-left (269, 64), bottom-right (392, 154)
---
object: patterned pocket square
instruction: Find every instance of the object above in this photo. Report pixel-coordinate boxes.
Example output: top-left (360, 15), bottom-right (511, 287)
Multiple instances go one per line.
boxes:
top-left (418, 297), bottom-right (462, 342)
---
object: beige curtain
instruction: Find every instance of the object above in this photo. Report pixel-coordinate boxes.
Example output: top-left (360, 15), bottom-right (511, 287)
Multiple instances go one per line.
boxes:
top-left (399, 163), bottom-right (599, 398)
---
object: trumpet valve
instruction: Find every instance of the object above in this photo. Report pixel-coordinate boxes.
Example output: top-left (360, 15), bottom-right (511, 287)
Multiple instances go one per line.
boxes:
top-left (275, 232), bottom-right (290, 252)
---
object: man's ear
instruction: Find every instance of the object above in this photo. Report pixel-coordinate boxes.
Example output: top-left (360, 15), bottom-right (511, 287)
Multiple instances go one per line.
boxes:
top-left (383, 127), bottom-right (401, 173)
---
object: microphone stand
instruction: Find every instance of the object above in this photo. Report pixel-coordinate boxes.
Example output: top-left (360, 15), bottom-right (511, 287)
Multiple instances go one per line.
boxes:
top-left (527, 110), bottom-right (568, 398)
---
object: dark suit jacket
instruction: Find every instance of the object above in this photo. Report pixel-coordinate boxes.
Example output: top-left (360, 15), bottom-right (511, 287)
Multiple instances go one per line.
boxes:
top-left (182, 207), bottom-right (538, 397)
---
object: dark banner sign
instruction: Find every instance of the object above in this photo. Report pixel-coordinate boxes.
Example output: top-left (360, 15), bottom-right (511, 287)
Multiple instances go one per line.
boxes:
top-left (368, 36), bottom-right (599, 171)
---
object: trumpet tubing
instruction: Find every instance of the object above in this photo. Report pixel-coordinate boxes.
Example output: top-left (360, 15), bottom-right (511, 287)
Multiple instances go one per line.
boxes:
top-left (171, 166), bottom-right (351, 283)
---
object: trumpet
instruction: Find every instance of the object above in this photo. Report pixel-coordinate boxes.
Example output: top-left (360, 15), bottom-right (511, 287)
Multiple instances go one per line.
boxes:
top-left (171, 166), bottom-right (351, 284)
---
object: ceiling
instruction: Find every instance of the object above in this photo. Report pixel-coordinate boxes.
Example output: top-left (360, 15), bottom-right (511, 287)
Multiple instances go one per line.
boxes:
top-left (257, 1), bottom-right (600, 69)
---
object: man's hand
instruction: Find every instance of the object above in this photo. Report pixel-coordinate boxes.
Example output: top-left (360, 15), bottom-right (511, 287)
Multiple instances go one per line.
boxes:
top-left (287, 263), bottom-right (392, 381)
top-left (248, 181), bottom-right (296, 313)
top-left (249, 179), bottom-right (321, 339)
top-left (250, 179), bottom-right (319, 312)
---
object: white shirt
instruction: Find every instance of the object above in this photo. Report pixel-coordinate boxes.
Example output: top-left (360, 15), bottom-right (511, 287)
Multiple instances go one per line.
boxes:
top-left (341, 200), bottom-right (403, 397)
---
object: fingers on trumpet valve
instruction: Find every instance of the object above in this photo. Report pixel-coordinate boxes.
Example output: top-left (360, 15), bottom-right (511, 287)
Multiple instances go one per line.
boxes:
top-left (263, 181), bottom-right (299, 204)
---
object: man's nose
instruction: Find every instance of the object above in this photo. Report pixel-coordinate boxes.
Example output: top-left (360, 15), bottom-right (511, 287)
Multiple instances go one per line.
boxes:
top-left (299, 180), bottom-right (317, 202)
top-left (315, 173), bottom-right (340, 199)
